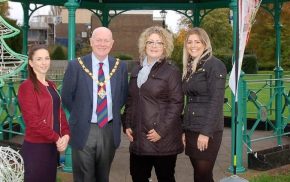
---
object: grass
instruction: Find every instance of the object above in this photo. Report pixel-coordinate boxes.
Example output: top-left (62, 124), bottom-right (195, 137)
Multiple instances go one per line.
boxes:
top-left (56, 177), bottom-right (62, 182)
top-left (224, 71), bottom-right (290, 123)
top-left (250, 175), bottom-right (290, 182)
top-left (249, 169), bottom-right (290, 182)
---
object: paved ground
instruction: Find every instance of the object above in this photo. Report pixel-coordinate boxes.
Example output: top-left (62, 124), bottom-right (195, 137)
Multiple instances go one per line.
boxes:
top-left (6, 127), bottom-right (290, 182)
top-left (57, 127), bottom-right (290, 182)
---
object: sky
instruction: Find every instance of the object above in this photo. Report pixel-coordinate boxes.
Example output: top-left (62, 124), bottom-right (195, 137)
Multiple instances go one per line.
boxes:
top-left (8, 2), bottom-right (181, 33)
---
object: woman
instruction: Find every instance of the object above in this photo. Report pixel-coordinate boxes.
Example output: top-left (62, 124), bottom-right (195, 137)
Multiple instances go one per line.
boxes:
top-left (182, 27), bottom-right (227, 182)
top-left (18, 45), bottom-right (70, 182)
top-left (123, 26), bottom-right (184, 182)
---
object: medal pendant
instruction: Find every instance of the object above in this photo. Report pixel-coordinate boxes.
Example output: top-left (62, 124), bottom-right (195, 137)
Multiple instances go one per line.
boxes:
top-left (98, 88), bottom-right (106, 99)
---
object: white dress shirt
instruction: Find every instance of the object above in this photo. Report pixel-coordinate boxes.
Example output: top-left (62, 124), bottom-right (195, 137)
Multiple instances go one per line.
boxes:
top-left (91, 53), bottom-right (113, 123)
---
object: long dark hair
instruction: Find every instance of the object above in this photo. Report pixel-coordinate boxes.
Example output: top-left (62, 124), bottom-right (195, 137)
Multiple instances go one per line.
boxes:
top-left (28, 44), bottom-right (49, 92)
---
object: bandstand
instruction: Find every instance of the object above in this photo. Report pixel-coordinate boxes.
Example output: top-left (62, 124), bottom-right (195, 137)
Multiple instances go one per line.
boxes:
top-left (0, 0), bottom-right (289, 175)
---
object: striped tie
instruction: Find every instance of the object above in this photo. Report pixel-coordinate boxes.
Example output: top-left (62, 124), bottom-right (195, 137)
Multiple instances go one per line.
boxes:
top-left (96, 63), bottom-right (109, 128)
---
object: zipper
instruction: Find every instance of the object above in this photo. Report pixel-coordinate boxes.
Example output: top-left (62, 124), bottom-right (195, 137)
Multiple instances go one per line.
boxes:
top-left (137, 85), bottom-right (141, 152)
top-left (52, 85), bottom-right (63, 136)
top-left (45, 85), bottom-right (54, 131)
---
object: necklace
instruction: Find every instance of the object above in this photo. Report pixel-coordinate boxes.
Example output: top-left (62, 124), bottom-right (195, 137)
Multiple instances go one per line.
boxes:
top-left (77, 57), bottom-right (120, 99)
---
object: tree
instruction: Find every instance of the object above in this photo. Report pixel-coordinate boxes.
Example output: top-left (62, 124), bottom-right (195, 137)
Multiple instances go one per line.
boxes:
top-left (246, 2), bottom-right (290, 70)
top-left (171, 9), bottom-right (232, 70)
top-left (0, 1), bottom-right (9, 17)
top-left (201, 9), bottom-right (232, 55)
top-left (177, 9), bottom-right (233, 55)
top-left (0, 1), bottom-right (22, 53)
top-left (50, 45), bottom-right (68, 60)
top-left (171, 29), bottom-right (187, 70)
top-left (0, 8), bottom-right (26, 80)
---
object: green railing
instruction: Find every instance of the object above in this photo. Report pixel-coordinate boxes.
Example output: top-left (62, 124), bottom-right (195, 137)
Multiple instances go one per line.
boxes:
top-left (0, 12), bottom-right (27, 140)
top-left (243, 77), bottom-right (290, 153)
top-left (0, 73), bottom-right (289, 173)
top-left (0, 77), bottom-right (24, 140)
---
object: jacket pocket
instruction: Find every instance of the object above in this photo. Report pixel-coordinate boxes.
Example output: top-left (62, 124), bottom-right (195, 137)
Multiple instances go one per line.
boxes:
top-left (189, 105), bottom-right (205, 117)
top-left (215, 72), bottom-right (226, 89)
top-left (187, 103), bottom-right (207, 125)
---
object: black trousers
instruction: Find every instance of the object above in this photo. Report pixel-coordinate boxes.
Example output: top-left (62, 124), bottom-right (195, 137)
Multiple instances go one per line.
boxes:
top-left (130, 153), bottom-right (177, 182)
top-left (72, 123), bottom-right (115, 182)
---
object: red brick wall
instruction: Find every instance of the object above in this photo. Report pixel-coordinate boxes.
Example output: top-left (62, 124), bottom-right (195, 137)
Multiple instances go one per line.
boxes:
top-left (55, 14), bottom-right (162, 60)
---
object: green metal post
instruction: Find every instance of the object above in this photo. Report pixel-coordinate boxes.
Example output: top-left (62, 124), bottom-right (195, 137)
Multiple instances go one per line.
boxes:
top-left (65, 0), bottom-right (79, 60)
top-left (273, 0), bottom-right (283, 145)
top-left (228, 0), bottom-right (246, 173)
top-left (238, 73), bottom-right (246, 172)
top-left (102, 9), bottom-right (109, 27)
top-left (7, 80), bottom-right (13, 139)
top-left (242, 74), bottom-right (251, 154)
top-left (0, 84), bottom-right (3, 140)
top-left (20, 2), bottom-right (29, 55)
top-left (20, 2), bottom-right (29, 79)
top-left (229, 0), bottom-right (237, 172)
top-left (231, 73), bottom-right (246, 173)
top-left (63, 0), bottom-right (79, 173)
top-left (193, 7), bottom-right (200, 27)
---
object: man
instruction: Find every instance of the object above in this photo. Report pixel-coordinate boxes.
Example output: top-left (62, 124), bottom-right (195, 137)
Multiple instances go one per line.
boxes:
top-left (61, 27), bottom-right (128, 182)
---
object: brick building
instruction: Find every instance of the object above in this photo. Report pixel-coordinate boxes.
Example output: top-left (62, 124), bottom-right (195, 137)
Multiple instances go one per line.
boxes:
top-left (56, 9), bottom-right (162, 60)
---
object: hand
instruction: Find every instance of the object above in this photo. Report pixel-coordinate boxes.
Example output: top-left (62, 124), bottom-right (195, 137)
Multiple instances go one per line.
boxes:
top-left (182, 133), bottom-right (186, 146)
top-left (125, 128), bottom-right (134, 142)
top-left (56, 135), bottom-right (70, 152)
top-left (197, 134), bottom-right (209, 152)
top-left (146, 129), bottom-right (161, 142)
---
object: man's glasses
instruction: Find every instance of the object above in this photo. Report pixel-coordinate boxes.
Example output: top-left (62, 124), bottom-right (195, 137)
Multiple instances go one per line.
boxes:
top-left (146, 41), bottom-right (164, 48)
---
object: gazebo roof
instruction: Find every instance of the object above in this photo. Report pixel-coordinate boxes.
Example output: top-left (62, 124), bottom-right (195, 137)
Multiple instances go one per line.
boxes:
top-left (9, 0), bottom-right (290, 10)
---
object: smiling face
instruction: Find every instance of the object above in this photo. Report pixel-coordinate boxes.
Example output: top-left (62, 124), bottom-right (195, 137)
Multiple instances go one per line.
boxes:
top-left (29, 48), bottom-right (50, 78)
top-left (145, 33), bottom-right (164, 63)
top-left (90, 27), bottom-right (114, 61)
top-left (186, 34), bottom-right (206, 59)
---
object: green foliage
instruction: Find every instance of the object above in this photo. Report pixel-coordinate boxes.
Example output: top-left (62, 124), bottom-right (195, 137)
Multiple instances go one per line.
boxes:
top-left (258, 62), bottom-right (275, 71)
top-left (0, 1), bottom-right (9, 16)
top-left (246, 3), bottom-right (290, 71)
top-left (0, 2), bottom-right (23, 53)
top-left (176, 3), bottom-right (290, 71)
top-left (200, 9), bottom-right (233, 55)
top-left (243, 54), bottom-right (258, 74)
top-left (282, 59), bottom-right (290, 70)
top-left (50, 45), bottom-right (68, 60)
top-left (4, 18), bottom-right (23, 53)
top-left (171, 39), bottom-right (183, 71)
top-left (171, 29), bottom-right (187, 71)
top-left (215, 54), bottom-right (232, 73)
top-left (216, 54), bottom-right (258, 74)
top-left (172, 9), bottom-right (233, 71)
top-left (76, 42), bottom-right (91, 58)
top-left (177, 9), bottom-right (233, 55)
top-left (112, 52), bottom-right (133, 60)
top-left (0, 17), bottom-right (23, 53)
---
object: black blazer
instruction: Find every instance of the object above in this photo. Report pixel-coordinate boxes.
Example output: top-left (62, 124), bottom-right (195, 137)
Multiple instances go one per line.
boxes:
top-left (61, 54), bottom-right (128, 149)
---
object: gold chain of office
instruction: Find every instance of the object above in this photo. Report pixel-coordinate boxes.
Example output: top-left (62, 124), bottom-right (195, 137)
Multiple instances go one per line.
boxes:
top-left (77, 57), bottom-right (120, 88)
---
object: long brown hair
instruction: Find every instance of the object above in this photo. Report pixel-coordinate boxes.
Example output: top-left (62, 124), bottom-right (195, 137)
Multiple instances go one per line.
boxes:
top-left (182, 27), bottom-right (212, 79)
top-left (28, 44), bottom-right (49, 92)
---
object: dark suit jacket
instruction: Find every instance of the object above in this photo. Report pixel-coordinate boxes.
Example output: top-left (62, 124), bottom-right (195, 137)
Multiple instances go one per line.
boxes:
top-left (61, 54), bottom-right (128, 149)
